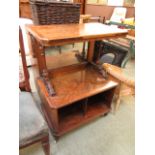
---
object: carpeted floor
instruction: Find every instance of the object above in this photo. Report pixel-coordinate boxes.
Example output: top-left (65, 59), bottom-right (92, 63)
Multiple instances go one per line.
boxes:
top-left (20, 43), bottom-right (135, 155)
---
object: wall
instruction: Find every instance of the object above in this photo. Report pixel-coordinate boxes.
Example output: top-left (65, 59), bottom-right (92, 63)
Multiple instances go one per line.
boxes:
top-left (85, 4), bottom-right (135, 20)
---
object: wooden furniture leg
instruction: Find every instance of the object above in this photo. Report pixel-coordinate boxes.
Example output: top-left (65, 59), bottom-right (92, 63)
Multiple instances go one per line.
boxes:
top-left (42, 134), bottom-right (50, 155)
top-left (51, 109), bottom-right (59, 134)
top-left (114, 83), bottom-right (135, 113)
top-left (87, 40), bottom-right (95, 61)
top-left (81, 42), bottom-right (86, 58)
top-left (58, 46), bottom-right (62, 54)
top-left (115, 96), bottom-right (121, 112)
top-left (31, 36), bottom-right (56, 96)
top-left (31, 36), bottom-right (47, 75)
top-left (114, 83), bottom-right (122, 113)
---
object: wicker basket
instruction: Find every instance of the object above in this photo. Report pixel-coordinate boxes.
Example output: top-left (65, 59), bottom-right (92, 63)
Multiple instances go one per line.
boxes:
top-left (30, 0), bottom-right (81, 25)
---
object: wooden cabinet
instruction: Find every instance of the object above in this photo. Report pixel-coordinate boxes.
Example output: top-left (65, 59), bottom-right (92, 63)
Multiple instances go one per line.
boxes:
top-left (19, 0), bottom-right (32, 19)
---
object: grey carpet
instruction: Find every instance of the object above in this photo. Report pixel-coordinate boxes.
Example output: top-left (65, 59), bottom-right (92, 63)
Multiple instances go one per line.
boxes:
top-left (20, 95), bottom-right (134, 155)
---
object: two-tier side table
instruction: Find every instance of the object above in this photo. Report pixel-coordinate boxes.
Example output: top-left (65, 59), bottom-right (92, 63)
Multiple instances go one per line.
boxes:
top-left (26, 23), bottom-right (128, 138)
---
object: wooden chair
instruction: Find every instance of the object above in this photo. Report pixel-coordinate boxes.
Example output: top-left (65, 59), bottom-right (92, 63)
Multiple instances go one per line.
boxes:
top-left (103, 63), bottom-right (135, 113)
top-left (19, 26), bottom-right (31, 92)
top-left (19, 26), bottom-right (50, 155)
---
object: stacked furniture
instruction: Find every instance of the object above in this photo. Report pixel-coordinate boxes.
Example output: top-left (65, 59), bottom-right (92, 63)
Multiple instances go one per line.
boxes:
top-left (105, 7), bottom-right (127, 25)
top-left (94, 39), bottom-right (128, 67)
top-left (94, 29), bottom-right (135, 68)
top-left (107, 35), bottom-right (135, 67)
top-left (98, 7), bottom-right (135, 68)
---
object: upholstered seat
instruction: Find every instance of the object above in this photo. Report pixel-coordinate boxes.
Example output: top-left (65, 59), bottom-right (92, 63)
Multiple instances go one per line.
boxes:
top-left (19, 92), bottom-right (49, 147)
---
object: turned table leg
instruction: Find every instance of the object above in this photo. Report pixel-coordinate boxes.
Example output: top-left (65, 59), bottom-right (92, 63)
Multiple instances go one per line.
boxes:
top-left (87, 40), bottom-right (95, 62)
top-left (31, 36), bottom-right (56, 96)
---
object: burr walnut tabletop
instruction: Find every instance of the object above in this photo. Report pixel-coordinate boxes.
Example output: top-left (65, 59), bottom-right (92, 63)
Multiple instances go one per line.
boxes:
top-left (26, 23), bottom-right (128, 46)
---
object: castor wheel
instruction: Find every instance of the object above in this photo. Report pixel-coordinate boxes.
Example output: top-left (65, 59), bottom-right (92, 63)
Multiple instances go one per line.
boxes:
top-left (54, 136), bottom-right (59, 142)
top-left (103, 112), bottom-right (109, 117)
top-left (100, 112), bottom-right (109, 117)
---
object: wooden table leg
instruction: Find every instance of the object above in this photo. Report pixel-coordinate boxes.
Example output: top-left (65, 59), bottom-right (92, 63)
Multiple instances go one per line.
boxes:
top-left (114, 83), bottom-right (122, 113)
top-left (31, 37), bottom-right (47, 75)
top-left (87, 40), bottom-right (95, 62)
top-left (81, 42), bottom-right (86, 58)
top-left (32, 37), bottom-right (56, 96)
top-left (51, 109), bottom-right (59, 135)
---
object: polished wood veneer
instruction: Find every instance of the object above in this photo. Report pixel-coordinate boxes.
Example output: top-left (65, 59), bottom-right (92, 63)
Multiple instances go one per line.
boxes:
top-left (46, 50), bottom-right (80, 69)
top-left (40, 64), bottom-right (117, 108)
top-left (26, 23), bottom-right (128, 46)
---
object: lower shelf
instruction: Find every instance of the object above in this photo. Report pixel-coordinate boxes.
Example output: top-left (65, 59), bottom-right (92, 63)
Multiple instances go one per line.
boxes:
top-left (57, 91), bottom-right (113, 136)
top-left (38, 64), bottom-right (117, 137)
top-left (58, 104), bottom-right (110, 136)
